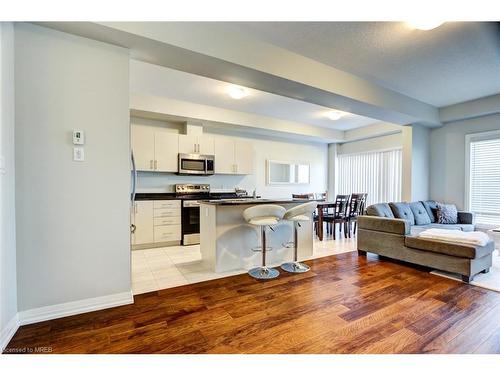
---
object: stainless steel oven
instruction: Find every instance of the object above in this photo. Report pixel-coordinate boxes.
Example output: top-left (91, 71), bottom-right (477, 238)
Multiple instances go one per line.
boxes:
top-left (178, 153), bottom-right (215, 176)
top-left (181, 200), bottom-right (201, 245)
top-left (176, 184), bottom-right (211, 246)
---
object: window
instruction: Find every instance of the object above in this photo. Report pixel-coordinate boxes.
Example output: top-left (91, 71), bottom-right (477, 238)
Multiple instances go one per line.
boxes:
top-left (467, 133), bottom-right (500, 226)
top-left (338, 149), bottom-right (402, 206)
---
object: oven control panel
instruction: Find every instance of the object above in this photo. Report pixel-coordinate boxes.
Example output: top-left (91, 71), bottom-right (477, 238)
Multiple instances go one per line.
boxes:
top-left (175, 184), bottom-right (210, 194)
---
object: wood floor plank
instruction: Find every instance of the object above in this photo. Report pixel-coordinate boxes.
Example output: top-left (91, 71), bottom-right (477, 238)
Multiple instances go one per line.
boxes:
top-left (4, 252), bottom-right (500, 354)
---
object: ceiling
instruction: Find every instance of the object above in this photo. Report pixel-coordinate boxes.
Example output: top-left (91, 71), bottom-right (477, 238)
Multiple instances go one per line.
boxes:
top-left (220, 22), bottom-right (500, 107)
top-left (130, 60), bottom-right (380, 131)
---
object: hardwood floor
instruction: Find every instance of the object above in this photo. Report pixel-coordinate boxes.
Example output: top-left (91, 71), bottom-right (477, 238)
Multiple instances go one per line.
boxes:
top-left (5, 252), bottom-right (500, 354)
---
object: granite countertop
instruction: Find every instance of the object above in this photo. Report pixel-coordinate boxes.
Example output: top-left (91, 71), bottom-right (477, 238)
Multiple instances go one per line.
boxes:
top-left (134, 192), bottom-right (259, 201)
top-left (199, 198), bottom-right (313, 205)
top-left (134, 193), bottom-right (178, 201)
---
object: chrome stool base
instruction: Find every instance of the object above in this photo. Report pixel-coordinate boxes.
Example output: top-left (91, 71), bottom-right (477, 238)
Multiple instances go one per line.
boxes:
top-left (248, 266), bottom-right (280, 280)
top-left (281, 261), bottom-right (310, 273)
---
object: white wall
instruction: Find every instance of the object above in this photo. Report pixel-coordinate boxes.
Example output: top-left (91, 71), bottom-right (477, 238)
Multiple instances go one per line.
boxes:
top-left (327, 143), bottom-right (338, 200)
top-left (410, 124), bottom-right (430, 202)
top-left (132, 117), bottom-right (328, 198)
top-left (337, 132), bottom-right (402, 155)
top-left (430, 113), bottom-right (500, 209)
top-left (15, 24), bottom-right (131, 312)
top-left (0, 22), bottom-right (18, 349)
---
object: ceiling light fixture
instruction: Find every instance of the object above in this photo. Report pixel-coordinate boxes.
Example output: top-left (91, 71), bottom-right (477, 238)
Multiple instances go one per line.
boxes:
top-left (407, 21), bottom-right (444, 31)
top-left (227, 85), bottom-right (248, 100)
top-left (326, 111), bottom-right (345, 121)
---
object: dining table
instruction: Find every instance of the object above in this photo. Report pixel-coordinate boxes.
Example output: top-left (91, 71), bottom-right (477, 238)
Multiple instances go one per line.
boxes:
top-left (315, 201), bottom-right (337, 241)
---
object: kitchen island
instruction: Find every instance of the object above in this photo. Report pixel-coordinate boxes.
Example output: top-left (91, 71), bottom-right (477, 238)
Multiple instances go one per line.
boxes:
top-left (199, 199), bottom-right (314, 273)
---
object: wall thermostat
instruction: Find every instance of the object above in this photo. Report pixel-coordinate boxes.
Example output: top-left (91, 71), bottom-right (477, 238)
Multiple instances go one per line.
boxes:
top-left (73, 130), bottom-right (85, 145)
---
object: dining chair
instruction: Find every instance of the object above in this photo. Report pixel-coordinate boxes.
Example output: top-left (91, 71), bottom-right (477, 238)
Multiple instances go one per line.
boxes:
top-left (323, 194), bottom-right (350, 240)
top-left (345, 193), bottom-right (367, 238)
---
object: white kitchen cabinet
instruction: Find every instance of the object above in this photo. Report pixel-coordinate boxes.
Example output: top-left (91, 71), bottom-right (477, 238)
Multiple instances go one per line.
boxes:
top-left (131, 126), bottom-right (155, 171)
top-left (154, 131), bottom-right (178, 172)
top-left (234, 139), bottom-right (254, 175)
top-left (214, 137), bottom-right (255, 175)
top-left (131, 125), bottom-right (178, 172)
top-left (199, 136), bottom-right (214, 155)
top-left (132, 201), bottom-right (154, 245)
top-left (214, 138), bottom-right (235, 174)
top-left (178, 134), bottom-right (198, 154)
top-left (132, 200), bottom-right (181, 248)
top-left (132, 123), bottom-right (253, 175)
top-left (178, 134), bottom-right (214, 155)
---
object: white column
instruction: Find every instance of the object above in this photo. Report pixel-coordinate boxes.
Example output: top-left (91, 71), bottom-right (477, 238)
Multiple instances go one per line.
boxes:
top-left (327, 143), bottom-right (338, 201)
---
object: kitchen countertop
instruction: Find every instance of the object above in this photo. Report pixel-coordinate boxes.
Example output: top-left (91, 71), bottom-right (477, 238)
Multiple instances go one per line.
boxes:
top-left (134, 192), bottom-right (258, 201)
top-left (134, 193), bottom-right (178, 201)
top-left (199, 198), bottom-right (313, 205)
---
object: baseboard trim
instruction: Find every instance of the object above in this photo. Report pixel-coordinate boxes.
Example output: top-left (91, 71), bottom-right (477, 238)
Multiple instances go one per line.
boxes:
top-left (1, 313), bottom-right (20, 353)
top-left (18, 291), bottom-right (134, 326)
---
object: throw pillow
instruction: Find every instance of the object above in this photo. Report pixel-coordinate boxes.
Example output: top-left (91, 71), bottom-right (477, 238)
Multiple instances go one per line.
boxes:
top-left (366, 203), bottom-right (395, 218)
top-left (421, 200), bottom-right (438, 223)
top-left (436, 203), bottom-right (458, 224)
top-left (409, 202), bottom-right (432, 225)
top-left (389, 202), bottom-right (415, 225)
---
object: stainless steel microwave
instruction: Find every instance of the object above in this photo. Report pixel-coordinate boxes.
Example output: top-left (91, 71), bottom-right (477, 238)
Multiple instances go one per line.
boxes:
top-left (177, 153), bottom-right (215, 176)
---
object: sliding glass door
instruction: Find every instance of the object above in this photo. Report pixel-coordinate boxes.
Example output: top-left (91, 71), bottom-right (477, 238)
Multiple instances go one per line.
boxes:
top-left (337, 149), bottom-right (402, 206)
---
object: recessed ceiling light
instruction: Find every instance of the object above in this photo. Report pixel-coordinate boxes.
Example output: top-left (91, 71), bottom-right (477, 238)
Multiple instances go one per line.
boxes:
top-left (326, 111), bottom-right (345, 121)
top-left (227, 85), bottom-right (248, 100)
top-left (407, 21), bottom-right (444, 31)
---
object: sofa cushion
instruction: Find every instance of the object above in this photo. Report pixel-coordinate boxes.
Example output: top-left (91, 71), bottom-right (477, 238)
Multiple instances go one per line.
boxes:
top-left (458, 211), bottom-right (475, 225)
top-left (389, 202), bottom-right (415, 225)
top-left (366, 203), bottom-right (394, 218)
top-left (409, 202), bottom-right (431, 225)
top-left (421, 200), bottom-right (438, 223)
top-left (405, 236), bottom-right (494, 259)
top-left (437, 203), bottom-right (458, 224)
top-left (410, 223), bottom-right (475, 236)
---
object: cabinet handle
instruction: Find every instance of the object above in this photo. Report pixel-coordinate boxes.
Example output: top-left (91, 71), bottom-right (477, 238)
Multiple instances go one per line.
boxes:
top-left (134, 203), bottom-right (137, 214)
top-left (150, 160), bottom-right (153, 169)
top-left (154, 160), bottom-right (158, 170)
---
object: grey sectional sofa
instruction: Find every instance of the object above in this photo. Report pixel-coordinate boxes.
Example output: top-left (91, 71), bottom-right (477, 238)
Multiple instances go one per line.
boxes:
top-left (357, 200), bottom-right (494, 282)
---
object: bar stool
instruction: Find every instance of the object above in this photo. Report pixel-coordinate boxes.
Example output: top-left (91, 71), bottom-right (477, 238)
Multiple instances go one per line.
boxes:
top-left (281, 201), bottom-right (318, 273)
top-left (243, 204), bottom-right (286, 279)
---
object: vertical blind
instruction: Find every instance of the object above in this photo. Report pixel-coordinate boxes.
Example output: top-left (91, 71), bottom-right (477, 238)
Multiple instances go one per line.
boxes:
top-left (469, 137), bottom-right (500, 226)
top-left (338, 149), bottom-right (402, 206)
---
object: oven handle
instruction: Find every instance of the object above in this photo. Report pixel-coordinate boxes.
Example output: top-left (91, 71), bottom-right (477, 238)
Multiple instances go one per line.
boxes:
top-left (183, 200), bottom-right (201, 208)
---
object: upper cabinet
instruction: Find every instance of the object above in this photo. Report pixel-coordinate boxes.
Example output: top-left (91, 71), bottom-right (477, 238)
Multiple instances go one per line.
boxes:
top-left (132, 124), bottom-right (254, 175)
top-left (131, 125), bottom-right (178, 172)
top-left (178, 134), bottom-right (214, 155)
top-left (154, 131), bottom-right (179, 172)
top-left (131, 125), bottom-right (155, 171)
top-left (214, 138), bottom-right (235, 174)
top-left (178, 134), bottom-right (198, 154)
top-left (234, 139), bottom-right (254, 175)
top-left (214, 137), bottom-right (254, 175)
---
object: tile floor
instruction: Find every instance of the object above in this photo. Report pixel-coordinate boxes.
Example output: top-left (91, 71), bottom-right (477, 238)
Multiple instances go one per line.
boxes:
top-left (132, 235), bottom-right (357, 295)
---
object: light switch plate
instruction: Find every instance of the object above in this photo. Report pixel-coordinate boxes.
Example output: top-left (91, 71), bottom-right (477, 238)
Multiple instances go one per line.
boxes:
top-left (73, 147), bottom-right (85, 162)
